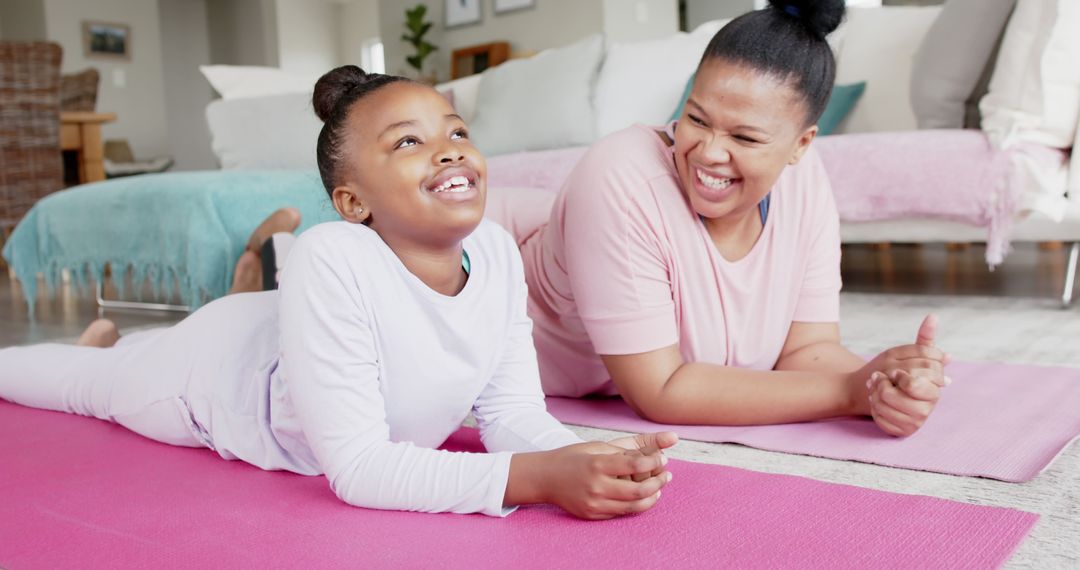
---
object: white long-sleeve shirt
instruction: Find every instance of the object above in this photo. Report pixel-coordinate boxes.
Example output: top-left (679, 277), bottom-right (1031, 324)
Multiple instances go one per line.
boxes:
top-left (270, 220), bottom-right (581, 516)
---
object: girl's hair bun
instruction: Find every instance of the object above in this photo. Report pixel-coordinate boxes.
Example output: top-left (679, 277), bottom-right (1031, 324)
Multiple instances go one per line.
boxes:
top-left (313, 65), bottom-right (369, 123)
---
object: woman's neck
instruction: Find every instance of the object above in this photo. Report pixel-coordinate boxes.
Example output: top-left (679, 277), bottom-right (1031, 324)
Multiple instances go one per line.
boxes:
top-left (703, 207), bottom-right (763, 262)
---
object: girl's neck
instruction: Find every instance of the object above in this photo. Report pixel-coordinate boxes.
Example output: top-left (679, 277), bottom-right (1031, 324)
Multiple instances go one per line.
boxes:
top-left (385, 237), bottom-right (468, 296)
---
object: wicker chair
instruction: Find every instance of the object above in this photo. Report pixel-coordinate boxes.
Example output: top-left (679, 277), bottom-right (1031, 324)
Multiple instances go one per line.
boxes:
top-left (0, 41), bottom-right (63, 239)
top-left (60, 68), bottom-right (99, 112)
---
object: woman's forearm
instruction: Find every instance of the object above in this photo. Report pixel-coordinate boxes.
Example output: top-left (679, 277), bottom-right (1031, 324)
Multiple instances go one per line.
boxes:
top-left (642, 363), bottom-right (860, 425)
top-left (775, 340), bottom-right (865, 374)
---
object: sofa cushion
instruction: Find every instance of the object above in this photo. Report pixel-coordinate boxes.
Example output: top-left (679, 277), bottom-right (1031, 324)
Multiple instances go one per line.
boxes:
top-left (206, 92), bottom-right (321, 170)
top-left (817, 82), bottom-right (867, 136)
top-left (979, 0), bottom-right (1080, 207)
top-left (594, 20), bottom-right (729, 138)
top-left (468, 34), bottom-right (604, 156)
top-left (668, 76), bottom-right (865, 136)
top-left (910, 0), bottom-right (1016, 129)
top-left (199, 65), bottom-right (316, 100)
top-left (832, 6), bottom-right (943, 133)
top-left (668, 74), bottom-right (694, 123)
top-left (435, 74), bottom-right (482, 124)
top-left (980, 0), bottom-right (1080, 150)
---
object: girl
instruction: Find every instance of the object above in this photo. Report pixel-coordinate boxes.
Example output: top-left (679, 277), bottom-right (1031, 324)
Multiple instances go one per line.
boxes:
top-left (493, 0), bottom-right (950, 437)
top-left (0, 66), bottom-right (675, 519)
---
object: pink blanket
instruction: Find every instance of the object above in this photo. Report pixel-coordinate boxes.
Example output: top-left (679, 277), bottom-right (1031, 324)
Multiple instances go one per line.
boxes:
top-left (485, 130), bottom-right (1066, 265)
top-left (546, 360), bottom-right (1080, 483)
top-left (0, 401), bottom-right (1035, 569)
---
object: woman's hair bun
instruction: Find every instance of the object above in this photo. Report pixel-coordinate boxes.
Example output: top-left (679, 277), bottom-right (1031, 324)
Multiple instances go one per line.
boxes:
top-left (313, 65), bottom-right (369, 123)
top-left (768, 0), bottom-right (845, 39)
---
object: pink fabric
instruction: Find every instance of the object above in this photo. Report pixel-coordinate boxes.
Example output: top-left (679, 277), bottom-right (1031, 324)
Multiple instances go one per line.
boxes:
top-left (0, 401), bottom-right (1036, 569)
top-left (495, 125), bottom-right (842, 398)
top-left (816, 130), bottom-right (1067, 265)
top-left (486, 145), bottom-right (589, 194)
top-left (546, 360), bottom-right (1080, 483)
top-left (485, 130), bottom-right (1068, 266)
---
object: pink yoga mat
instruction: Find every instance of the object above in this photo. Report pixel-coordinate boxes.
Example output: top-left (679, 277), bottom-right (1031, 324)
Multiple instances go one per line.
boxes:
top-left (0, 401), bottom-right (1035, 569)
top-left (547, 360), bottom-right (1080, 483)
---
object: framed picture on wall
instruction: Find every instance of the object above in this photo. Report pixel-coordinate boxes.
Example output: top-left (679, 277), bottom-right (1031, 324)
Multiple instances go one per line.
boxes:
top-left (82, 21), bottom-right (131, 60)
top-left (445, 0), bottom-right (482, 28)
top-left (494, 0), bottom-right (536, 14)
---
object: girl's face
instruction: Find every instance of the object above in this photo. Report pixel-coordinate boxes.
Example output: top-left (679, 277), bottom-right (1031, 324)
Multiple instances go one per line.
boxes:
top-left (673, 58), bottom-right (817, 225)
top-left (336, 81), bottom-right (486, 249)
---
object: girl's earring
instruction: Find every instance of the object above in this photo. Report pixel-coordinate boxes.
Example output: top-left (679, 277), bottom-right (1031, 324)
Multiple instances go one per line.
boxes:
top-left (356, 207), bottom-right (364, 215)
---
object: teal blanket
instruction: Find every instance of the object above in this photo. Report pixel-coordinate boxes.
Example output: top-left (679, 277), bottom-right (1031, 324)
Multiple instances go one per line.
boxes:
top-left (2, 170), bottom-right (340, 314)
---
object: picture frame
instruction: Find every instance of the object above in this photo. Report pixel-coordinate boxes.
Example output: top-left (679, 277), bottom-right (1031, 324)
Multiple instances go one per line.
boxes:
top-left (494, 0), bottom-right (536, 15)
top-left (444, 0), bottom-right (482, 28)
top-left (82, 21), bottom-right (131, 60)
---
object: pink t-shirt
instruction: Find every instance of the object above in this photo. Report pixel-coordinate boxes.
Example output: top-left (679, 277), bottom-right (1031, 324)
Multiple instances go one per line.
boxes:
top-left (519, 124), bottom-right (842, 397)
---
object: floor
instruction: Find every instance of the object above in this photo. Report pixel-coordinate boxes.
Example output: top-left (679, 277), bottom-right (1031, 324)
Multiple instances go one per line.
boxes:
top-left (2, 242), bottom-right (1075, 347)
top-left (2, 242), bottom-right (1078, 567)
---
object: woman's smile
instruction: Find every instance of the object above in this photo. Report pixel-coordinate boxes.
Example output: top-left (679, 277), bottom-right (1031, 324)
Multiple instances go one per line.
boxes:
top-left (691, 166), bottom-right (743, 203)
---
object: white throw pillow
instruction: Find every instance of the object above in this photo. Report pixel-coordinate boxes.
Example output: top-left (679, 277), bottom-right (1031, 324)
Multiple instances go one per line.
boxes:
top-left (594, 19), bottom-right (729, 138)
top-left (468, 34), bottom-right (604, 156)
top-left (435, 74), bottom-right (483, 124)
top-left (979, 0), bottom-right (1080, 206)
top-left (909, 0), bottom-right (1016, 129)
top-left (206, 92), bottom-right (322, 169)
top-left (832, 6), bottom-right (943, 133)
top-left (200, 65), bottom-right (318, 100)
top-left (980, 0), bottom-right (1080, 150)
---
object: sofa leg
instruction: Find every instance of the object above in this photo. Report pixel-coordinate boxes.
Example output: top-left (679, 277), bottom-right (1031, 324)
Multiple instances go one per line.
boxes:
top-left (1063, 242), bottom-right (1079, 309)
top-left (96, 282), bottom-right (189, 313)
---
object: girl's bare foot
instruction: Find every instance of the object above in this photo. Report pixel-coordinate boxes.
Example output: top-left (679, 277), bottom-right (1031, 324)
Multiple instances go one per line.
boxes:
top-left (76, 319), bottom-right (121, 348)
top-left (228, 208), bottom-right (302, 295)
top-left (228, 251), bottom-right (262, 294)
top-left (246, 208), bottom-right (301, 253)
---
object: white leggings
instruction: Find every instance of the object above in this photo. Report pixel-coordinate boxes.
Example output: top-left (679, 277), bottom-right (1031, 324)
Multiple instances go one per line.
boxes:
top-left (0, 291), bottom-right (282, 451)
top-left (0, 328), bottom-right (205, 446)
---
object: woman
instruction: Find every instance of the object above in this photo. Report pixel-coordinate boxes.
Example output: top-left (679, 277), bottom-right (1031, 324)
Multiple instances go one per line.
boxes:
top-left (500, 0), bottom-right (949, 437)
top-left (0, 66), bottom-right (675, 519)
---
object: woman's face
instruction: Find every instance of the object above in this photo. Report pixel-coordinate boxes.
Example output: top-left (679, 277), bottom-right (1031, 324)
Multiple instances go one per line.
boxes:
top-left (337, 81), bottom-right (486, 249)
top-left (673, 58), bottom-right (817, 224)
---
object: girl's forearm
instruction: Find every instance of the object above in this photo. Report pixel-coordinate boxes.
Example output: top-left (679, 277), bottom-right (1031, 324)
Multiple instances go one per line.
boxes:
top-left (504, 451), bottom-right (549, 507)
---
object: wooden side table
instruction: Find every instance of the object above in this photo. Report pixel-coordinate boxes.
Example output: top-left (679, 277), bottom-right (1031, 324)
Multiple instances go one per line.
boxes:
top-left (451, 42), bottom-right (510, 79)
top-left (60, 111), bottom-right (116, 184)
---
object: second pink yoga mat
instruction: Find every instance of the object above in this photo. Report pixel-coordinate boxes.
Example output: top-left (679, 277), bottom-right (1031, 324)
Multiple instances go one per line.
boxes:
top-left (0, 400), bottom-right (1036, 569)
top-left (546, 360), bottom-right (1080, 482)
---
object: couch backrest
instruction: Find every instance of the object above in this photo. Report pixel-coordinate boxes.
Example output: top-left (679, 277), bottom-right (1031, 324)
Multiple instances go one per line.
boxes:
top-left (207, 7), bottom-right (947, 168)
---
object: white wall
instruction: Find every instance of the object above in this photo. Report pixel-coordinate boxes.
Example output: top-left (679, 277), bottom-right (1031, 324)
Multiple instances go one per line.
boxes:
top-left (275, 0), bottom-right (340, 77)
top-left (0, 1), bottom-right (47, 40)
top-left (685, 0), bottom-right (752, 30)
top-left (339, 0), bottom-right (380, 68)
top-left (379, 0), bottom-right (605, 82)
top-left (42, 0), bottom-right (171, 158)
top-left (603, 0), bottom-right (678, 45)
top-left (159, 0), bottom-right (216, 171)
top-left (207, 0), bottom-right (279, 67)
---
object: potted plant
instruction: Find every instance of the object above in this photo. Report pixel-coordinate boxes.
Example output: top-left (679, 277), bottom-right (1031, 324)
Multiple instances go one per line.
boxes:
top-left (402, 4), bottom-right (438, 84)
